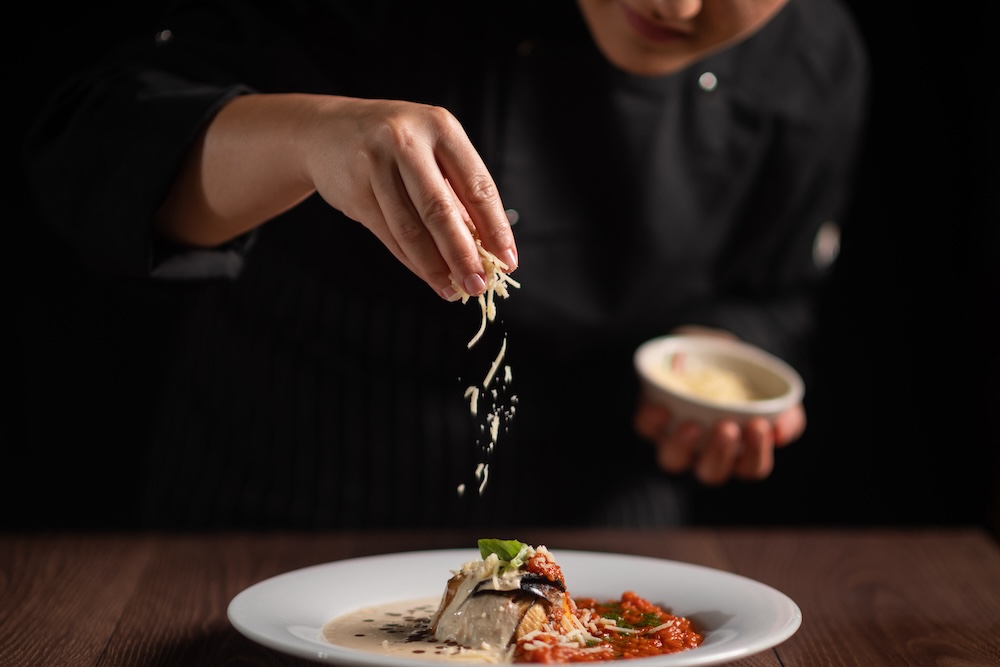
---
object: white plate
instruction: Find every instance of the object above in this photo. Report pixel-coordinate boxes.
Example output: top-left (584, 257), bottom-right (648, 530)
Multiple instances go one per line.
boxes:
top-left (228, 548), bottom-right (801, 666)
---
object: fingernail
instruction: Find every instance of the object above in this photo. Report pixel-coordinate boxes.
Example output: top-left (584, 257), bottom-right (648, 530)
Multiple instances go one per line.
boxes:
top-left (439, 284), bottom-right (460, 301)
top-left (463, 273), bottom-right (487, 295)
top-left (499, 249), bottom-right (518, 272)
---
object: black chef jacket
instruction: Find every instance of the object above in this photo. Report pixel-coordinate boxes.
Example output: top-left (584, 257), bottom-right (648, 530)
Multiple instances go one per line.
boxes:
top-left (23, 0), bottom-right (869, 529)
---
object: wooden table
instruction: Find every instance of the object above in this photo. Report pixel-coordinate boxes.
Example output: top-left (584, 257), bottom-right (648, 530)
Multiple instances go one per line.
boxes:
top-left (2, 528), bottom-right (998, 666)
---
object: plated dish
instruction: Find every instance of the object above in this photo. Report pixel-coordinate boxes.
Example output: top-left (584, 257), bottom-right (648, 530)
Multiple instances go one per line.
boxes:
top-left (327, 539), bottom-right (703, 663)
top-left (228, 547), bottom-right (801, 666)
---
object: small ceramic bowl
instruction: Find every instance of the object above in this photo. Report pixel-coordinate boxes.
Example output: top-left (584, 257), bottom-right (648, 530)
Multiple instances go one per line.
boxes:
top-left (634, 335), bottom-right (804, 427)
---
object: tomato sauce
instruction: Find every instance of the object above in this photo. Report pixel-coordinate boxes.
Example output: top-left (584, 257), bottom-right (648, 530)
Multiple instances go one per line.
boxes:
top-left (525, 552), bottom-right (567, 586)
top-left (513, 591), bottom-right (702, 663)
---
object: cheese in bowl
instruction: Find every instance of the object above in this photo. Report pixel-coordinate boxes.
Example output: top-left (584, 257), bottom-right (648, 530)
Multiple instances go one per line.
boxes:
top-left (634, 335), bottom-right (804, 427)
top-left (651, 360), bottom-right (763, 403)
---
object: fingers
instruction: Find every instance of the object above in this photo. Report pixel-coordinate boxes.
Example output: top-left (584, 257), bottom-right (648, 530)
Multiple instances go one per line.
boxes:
top-left (633, 402), bottom-right (669, 440)
top-left (315, 97), bottom-right (517, 299)
top-left (694, 421), bottom-right (741, 485)
top-left (372, 157), bottom-right (484, 297)
top-left (634, 402), bottom-right (705, 474)
top-left (733, 417), bottom-right (775, 479)
top-left (640, 413), bottom-right (785, 484)
top-left (437, 130), bottom-right (518, 270)
top-left (657, 422), bottom-right (702, 473)
top-left (773, 404), bottom-right (806, 446)
top-left (392, 106), bottom-right (516, 297)
top-left (634, 402), bottom-right (701, 474)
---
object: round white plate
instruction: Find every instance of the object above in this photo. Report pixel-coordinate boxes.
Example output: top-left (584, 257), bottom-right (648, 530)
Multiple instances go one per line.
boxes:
top-left (228, 548), bottom-right (801, 666)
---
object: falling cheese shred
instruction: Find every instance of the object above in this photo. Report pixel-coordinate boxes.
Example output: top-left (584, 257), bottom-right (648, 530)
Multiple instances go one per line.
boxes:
top-left (483, 336), bottom-right (508, 389)
top-left (464, 385), bottom-right (480, 417)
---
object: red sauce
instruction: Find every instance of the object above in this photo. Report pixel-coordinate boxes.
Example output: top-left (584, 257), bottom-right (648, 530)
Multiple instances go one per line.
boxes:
top-left (513, 591), bottom-right (703, 663)
top-left (525, 552), bottom-right (565, 587)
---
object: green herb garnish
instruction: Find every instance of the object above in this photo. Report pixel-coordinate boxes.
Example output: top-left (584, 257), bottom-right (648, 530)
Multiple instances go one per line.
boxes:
top-left (478, 538), bottom-right (529, 571)
top-left (635, 612), bottom-right (664, 628)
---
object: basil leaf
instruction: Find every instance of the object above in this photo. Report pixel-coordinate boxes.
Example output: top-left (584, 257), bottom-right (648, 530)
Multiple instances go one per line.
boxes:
top-left (478, 538), bottom-right (525, 562)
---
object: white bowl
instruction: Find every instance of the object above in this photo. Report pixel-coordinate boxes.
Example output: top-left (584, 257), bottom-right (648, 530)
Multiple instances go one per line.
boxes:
top-left (634, 335), bottom-right (804, 427)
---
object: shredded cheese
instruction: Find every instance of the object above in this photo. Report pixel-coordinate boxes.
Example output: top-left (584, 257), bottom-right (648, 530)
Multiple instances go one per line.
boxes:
top-left (464, 385), bottom-right (480, 417)
top-left (475, 463), bottom-right (489, 496)
top-left (654, 355), bottom-right (761, 402)
top-left (483, 336), bottom-right (508, 389)
top-left (451, 239), bottom-right (519, 497)
top-left (448, 241), bottom-right (520, 348)
top-left (487, 413), bottom-right (499, 450)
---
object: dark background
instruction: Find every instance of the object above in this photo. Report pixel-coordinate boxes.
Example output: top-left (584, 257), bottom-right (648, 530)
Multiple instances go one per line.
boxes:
top-left (6, 3), bottom-right (997, 534)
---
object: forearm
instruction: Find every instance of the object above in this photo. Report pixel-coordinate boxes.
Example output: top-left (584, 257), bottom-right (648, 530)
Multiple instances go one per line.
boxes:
top-left (152, 90), bottom-right (515, 297)
top-left (154, 93), bottom-right (322, 248)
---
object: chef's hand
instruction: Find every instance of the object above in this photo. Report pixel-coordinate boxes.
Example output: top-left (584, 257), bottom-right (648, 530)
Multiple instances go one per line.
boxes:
top-left (303, 96), bottom-right (517, 299)
top-left (632, 325), bottom-right (806, 484)
top-left (634, 401), bottom-right (806, 484)
top-left (155, 93), bottom-right (517, 299)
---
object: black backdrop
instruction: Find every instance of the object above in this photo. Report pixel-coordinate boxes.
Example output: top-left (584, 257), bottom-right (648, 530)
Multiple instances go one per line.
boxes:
top-left (6, 3), bottom-right (997, 533)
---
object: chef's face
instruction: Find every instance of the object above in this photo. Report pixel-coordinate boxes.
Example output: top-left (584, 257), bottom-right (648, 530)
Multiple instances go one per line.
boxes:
top-left (576, 0), bottom-right (790, 76)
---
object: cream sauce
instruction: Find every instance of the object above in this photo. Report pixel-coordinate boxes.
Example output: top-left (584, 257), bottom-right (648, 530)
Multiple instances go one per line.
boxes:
top-left (322, 597), bottom-right (506, 664)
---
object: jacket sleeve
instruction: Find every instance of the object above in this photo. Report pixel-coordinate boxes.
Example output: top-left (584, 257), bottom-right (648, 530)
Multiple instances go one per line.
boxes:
top-left (20, 0), bottom-right (323, 280)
